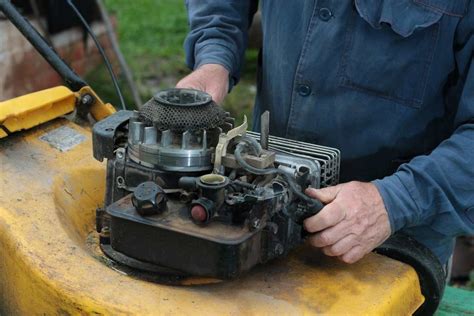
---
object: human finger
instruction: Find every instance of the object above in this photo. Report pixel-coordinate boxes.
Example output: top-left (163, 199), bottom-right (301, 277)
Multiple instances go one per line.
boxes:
top-left (303, 201), bottom-right (345, 233)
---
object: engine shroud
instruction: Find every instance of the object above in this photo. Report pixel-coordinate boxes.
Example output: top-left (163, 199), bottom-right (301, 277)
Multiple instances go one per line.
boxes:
top-left (127, 88), bottom-right (231, 172)
top-left (92, 89), bottom-right (340, 279)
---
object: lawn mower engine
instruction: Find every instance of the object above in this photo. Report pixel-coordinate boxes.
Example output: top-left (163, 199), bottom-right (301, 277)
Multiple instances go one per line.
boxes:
top-left (93, 88), bottom-right (340, 279)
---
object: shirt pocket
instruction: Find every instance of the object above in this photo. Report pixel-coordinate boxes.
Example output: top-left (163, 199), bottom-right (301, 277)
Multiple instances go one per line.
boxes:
top-left (338, 0), bottom-right (467, 108)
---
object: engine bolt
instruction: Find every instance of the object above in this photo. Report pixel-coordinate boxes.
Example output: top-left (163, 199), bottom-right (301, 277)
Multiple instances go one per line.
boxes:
top-left (81, 94), bottom-right (94, 106)
top-left (252, 218), bottom-right (261, 229)
top-left (275, 243), bottom-right (284, 255)
top-left (99, 227), bottom-right (110, 245)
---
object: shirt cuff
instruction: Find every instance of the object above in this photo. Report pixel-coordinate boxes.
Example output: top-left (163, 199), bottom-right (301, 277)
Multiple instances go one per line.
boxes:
top-left (372, 172), bottom-right (422, 233)
top-left (194, 42), bottom-right (239, 89)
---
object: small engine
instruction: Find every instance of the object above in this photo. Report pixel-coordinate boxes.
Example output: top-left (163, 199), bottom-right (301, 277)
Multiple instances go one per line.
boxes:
top-left (93, 88), bottom-right (340, 279)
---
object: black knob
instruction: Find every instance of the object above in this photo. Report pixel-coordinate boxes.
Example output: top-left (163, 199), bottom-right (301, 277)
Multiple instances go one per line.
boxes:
top-left (132, 181), bottom-right (167, 216)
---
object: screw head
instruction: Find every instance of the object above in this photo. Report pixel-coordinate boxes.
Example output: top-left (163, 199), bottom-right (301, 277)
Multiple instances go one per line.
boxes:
top-left (252, 218), bottom-right (261, 229)
top-left (275, 243), bottom-right (284, 255)
top-left (81, 94), bottom-right (94, 106)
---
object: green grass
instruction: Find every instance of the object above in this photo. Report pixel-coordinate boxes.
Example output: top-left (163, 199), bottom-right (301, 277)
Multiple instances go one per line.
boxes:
top-left (436, 286), bottom-right (474, 315)
top-left (87, 0), bottom-right (256, 124)
top-left (104, 0), bottom-right (189, 75)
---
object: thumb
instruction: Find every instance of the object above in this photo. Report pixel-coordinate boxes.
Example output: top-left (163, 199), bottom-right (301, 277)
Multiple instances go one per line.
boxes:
top-left (305, 185), bottom-right (341, 204)
top-left (176, 76), bottom-right (223, 104)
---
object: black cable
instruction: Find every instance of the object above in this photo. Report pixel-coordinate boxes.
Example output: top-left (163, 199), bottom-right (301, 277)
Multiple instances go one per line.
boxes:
top-left (66, 0), bottom-right (126, 110)
top-left (0, 0), bottom-right (87, 91)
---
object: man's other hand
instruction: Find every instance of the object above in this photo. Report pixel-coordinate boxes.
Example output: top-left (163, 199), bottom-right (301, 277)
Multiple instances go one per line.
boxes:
top-left (176, 64), bottom-right (229, 104)
top-left (303, 182), bottom-right (391, 264)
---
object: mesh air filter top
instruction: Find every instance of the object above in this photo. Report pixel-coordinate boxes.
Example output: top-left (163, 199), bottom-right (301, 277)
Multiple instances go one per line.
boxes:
top-left (139, 89), bottom-right (227, 132)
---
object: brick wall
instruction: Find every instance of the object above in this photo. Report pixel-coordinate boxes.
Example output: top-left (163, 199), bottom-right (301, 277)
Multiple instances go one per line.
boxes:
top-left (0, 17), bottom-right (112, 101)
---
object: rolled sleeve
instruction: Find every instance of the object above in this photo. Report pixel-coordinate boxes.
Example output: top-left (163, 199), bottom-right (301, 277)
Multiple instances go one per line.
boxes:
top-left (184, 0), bottom-right (256, 85)
top-left (373, 173), bottom-right (422, 233)
top-left (194, 42), bottom-right (236, 73)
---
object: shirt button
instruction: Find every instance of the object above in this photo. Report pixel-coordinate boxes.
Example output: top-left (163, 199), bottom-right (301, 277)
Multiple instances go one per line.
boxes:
top-left (319, 8), bottom-right (333, 21)
top-left (297, 84), bottom-right (312, 96)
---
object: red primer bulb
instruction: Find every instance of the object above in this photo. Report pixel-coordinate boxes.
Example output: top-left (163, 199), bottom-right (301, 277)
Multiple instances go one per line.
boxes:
top-left (191, 204), bottom-right (207, 223)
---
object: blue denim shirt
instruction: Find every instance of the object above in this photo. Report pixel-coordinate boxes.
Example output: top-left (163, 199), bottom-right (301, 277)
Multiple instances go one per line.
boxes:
top-left (184, 0), bottom-right (474, 264)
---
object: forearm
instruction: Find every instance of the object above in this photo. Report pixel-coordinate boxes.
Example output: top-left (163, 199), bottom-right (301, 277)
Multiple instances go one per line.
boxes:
top-left (374, 124), bottom-right (474, 236)
top-left (184, 0), bottom-right (255, 85)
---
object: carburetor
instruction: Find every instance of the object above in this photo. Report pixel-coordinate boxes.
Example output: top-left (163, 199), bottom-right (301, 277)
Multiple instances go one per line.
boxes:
top-left (93, 88), bottom-right (340, 279)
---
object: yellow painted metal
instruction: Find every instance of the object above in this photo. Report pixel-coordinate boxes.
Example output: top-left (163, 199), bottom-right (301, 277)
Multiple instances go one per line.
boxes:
top-left (0, 86), bottom-right (116, 139)
top-left (0, 86), bottom-right (76, 138)
top-left (0, 119), bottom-right (425, 315)
top-left (76, 86), bottom-right (116, 121)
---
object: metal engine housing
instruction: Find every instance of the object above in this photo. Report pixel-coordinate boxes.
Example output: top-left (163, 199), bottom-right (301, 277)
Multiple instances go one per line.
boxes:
top-left (92, 89), bottom-right (340, 279)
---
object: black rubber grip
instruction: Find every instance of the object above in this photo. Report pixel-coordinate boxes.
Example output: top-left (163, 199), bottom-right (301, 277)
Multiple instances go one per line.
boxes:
top-left (294, 199), bottom-right (324, 224)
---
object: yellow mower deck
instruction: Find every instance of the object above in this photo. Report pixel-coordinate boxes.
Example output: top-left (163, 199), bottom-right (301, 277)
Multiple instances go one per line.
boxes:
top-left (0, 89), bottom-right (424, 315)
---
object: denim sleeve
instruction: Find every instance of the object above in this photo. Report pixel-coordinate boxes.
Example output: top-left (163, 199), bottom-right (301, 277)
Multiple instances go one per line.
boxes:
top-left (373, 7), bottom-right (474, 238)
top-left (183, 0), bottom-right (257, 85)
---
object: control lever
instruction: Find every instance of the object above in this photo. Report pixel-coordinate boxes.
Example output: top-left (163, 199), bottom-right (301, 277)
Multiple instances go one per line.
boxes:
top-left (260, 111), bottom-right (270, 150)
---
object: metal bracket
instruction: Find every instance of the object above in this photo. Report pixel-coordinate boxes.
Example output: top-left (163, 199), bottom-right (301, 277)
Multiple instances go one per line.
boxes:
top-left (213, 116), bottom-right (248, 174)
top-left (75, 86), bottom-right (116, 121)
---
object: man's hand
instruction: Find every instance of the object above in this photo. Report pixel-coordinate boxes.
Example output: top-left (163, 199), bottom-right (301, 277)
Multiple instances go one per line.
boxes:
top-left (303, 181), bottom-right (391, 264)
top-left (176, 64), bottom-right (230, 104)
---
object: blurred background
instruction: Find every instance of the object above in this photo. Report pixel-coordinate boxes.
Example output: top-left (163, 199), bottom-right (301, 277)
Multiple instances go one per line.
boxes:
top-left (0, 0), bottom-right (258, 124)
top-left (87, 0), bottom-right (259, 125)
